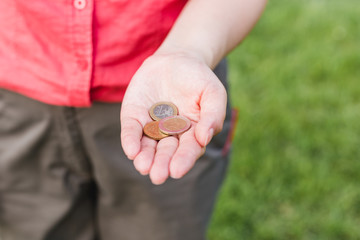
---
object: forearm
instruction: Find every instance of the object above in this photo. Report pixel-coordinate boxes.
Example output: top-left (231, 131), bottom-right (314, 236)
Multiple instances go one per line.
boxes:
top-left (156, 0), bottom-right (267, 68)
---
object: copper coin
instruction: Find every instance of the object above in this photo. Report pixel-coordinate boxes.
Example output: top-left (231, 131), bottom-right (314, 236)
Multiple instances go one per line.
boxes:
top-left (149, 102), bottom-right (178, 121)
top-left (159, 115), bottom-right (191, 135)
top-left (143, 121), bottom-right (168, 140)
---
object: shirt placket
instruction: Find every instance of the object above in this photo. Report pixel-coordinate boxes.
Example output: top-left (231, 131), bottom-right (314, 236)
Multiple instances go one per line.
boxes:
top-left (68, 0), bottom-right (94, 106)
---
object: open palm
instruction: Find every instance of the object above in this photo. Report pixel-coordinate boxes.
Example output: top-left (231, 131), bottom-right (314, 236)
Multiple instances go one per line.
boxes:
top-left (120, 52), bottom-right (227, 184)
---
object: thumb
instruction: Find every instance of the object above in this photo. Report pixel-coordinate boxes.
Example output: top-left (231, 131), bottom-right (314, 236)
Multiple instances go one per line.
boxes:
top-left (195, 84), bottom-right (227, 147)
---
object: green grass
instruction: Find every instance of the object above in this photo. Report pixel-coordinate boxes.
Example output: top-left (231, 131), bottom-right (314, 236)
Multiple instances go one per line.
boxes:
top-left (208, 0), bottom-right (360, 239)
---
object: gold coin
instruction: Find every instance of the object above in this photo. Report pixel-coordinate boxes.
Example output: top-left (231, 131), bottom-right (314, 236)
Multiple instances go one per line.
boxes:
top-left (159, 115), bottom-right (191, 135)
top-left (149, 102), bottom-right (178, 121)
top-left (143, 121), bottom-right (168, 140)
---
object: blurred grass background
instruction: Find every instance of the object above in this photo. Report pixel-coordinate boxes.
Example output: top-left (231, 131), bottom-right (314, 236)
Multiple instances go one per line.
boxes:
top-left (208, 0), bottom-right (360, 239)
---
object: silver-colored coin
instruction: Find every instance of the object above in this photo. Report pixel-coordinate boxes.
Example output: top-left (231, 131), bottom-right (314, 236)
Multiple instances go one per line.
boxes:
top-left (149, 102), bottom-right (178, 121)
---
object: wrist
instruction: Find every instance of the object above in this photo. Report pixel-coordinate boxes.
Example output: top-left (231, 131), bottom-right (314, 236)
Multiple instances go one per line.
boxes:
top-left (154, 43), bottom-right (217, 69)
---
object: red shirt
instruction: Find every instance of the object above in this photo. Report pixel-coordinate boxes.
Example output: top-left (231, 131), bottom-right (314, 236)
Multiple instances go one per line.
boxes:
top-left (0, 0), bottom-right (187, 106)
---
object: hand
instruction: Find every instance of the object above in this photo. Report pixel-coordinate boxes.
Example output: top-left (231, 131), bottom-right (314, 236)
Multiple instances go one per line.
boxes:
top-left (120, 50), bottom-right (227, 185)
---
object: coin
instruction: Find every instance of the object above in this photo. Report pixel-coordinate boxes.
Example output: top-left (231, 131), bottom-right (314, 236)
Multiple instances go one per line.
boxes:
top-left (149, 102), bottom-right (178, 121)
top-left (158, 115), bottom-right (191, 135)
top-left (143, 121), bottom-right (168, 140)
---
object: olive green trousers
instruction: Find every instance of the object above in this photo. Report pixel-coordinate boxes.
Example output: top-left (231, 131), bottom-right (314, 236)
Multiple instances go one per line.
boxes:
top-left (0, 60), bottom-right (232, 240)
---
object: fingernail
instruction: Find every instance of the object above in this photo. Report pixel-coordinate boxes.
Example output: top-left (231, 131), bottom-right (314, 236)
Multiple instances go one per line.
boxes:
top-left (205, 128), bottom-right (214, 146)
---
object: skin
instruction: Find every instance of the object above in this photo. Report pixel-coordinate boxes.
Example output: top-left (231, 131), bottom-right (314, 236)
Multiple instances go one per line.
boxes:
top-left (121, 0), bottom-right (268, 185)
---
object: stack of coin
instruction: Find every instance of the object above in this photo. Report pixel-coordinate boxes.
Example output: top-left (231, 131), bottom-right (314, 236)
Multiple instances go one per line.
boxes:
top-left (143, 102), bottom-right (191, 140)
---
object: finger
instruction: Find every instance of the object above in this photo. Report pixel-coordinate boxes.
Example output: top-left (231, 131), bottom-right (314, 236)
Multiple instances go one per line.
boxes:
top-left (195, 83), bottom-right (227, 147)
top-left (133, 137), bottom-right (157, 175)
top-left (120, 103), bottom-right (151, 160)
top-left (150, 136), bottom-right (179, 185)
top-left (169, 127), bottom-right (205, 179)
top-left (120, 116), bottom-right (144, 160)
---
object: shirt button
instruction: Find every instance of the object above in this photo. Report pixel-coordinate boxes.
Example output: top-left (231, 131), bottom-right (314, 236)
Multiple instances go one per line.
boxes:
top-left (74, 0), bottom-right (86, 10)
